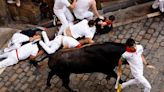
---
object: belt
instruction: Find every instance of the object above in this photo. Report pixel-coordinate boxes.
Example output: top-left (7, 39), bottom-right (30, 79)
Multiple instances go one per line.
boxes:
top-left (16, 49), bottom-right (19, 60)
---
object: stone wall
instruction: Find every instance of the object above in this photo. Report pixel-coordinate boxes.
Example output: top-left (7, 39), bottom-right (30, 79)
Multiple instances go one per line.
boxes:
top-left (0, 0), bottom-right (41, 25)
top-left (0, 0), bottom-right (9, 26)
top-left (8, 0), bottom-right (40, 24)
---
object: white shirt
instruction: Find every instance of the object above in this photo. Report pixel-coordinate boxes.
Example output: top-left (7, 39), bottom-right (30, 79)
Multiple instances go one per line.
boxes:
top-left (9, 32), bottom-right (30, 46)
top-left (16, 42), bottom-right (39, 60)
top-left (40, 31), bottom-right (80, 54)
top-left (69, 19), bottom-right (96, 39)
top-left (53, 0), bottom-right (70, 10)
top-left (4, 33), bottom-right (30, 53)
top-left (62, 36), bottom-right (80, 48)
top-left (73, 0), bottom-right (93, 18)
top-left (122, 45), bottom-right (144, 77)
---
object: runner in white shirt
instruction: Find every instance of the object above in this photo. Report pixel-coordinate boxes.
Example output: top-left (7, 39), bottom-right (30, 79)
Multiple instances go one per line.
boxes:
top-left (0, 38), bottom-right (41, 69)
top-left (73, 0), bottom-right (100, 20)
top-left (117, 38), bottom-right (155, 92)
top-left (64, 19), bottom-right (96, 45)
top-left (39, 31), bottom-right (81, 54)
top-left (1, 27), bottom-right (45, 53)
top-left (53, 0), bottom-right (76, 35)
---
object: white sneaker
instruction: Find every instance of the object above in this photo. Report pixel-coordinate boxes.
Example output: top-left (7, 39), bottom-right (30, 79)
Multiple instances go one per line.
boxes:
top-left (7, 0), bottom-right (16, 4)
top-left (16, 0), bottom-right (21, 7)
top-left (152, 1), bottom-right (159, 9)
top-left (16, 2), bottom-right (21, 7)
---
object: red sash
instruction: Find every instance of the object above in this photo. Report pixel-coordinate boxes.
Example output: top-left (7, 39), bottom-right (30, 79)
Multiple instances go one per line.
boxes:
top-left (16, 49), bottom-right (19, 60)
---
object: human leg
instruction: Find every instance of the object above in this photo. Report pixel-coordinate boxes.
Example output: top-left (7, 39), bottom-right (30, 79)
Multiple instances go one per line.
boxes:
top-left (121, 78), bottom-right (138, 89)
top-left (4, 43), bottom-right (21, 53)
top-left (65, 8), bottom-right (74, 23)
top-left (0, 57), bottom-right (18, 68)
top-left (136, 76), bottom-right (151, 92)
top-left (54, 11), bottom-right (69, 35)
top-left (0, 52), bottom-right (10, 58)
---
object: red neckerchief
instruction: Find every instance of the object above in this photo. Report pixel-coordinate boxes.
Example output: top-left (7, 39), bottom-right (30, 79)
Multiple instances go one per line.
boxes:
top-left (105, 20), bottom-right (112, 25)
top-left (126, 46), bottom-right (136, 52)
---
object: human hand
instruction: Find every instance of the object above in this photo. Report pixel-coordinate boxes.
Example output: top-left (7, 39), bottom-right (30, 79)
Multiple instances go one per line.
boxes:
top-left (34, 35), bottom-right (41, 40)
top-left (146, 64), bottom-right (156, 69)
top-left (99, 16), bottom-right (104, 20)
top-left (117, 69), bottom-right (122, 77)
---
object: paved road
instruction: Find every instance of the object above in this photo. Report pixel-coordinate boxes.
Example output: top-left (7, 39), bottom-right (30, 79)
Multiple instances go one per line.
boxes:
top-left (0, 14), bottom-right (164, 92)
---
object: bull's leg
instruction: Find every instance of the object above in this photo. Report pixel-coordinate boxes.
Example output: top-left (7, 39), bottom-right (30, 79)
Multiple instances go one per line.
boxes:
top-left (47, 70), bottom-right (55, 87)
top-left (58, 73), bottom-right (76, 92)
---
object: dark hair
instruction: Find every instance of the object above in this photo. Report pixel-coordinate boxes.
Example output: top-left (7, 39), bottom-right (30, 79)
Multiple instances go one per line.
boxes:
top-left (20, 29), bottom-right (35, 37)
top-left (20, 27), bottom-right (43, 37)
top-left (88, 20), bottom-right (95, 27)
top-left (125, 38), bottom-right (135, 47)
top-left (108, 15), bottom-right (115, 21)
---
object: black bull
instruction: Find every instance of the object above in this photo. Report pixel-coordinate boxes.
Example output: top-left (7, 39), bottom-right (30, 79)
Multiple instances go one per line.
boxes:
top-left (47, 42), bottom-right (127, 92)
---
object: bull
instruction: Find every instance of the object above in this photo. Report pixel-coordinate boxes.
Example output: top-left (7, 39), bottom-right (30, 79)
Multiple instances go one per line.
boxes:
top-left (46, 42), bottom-right (127, 92)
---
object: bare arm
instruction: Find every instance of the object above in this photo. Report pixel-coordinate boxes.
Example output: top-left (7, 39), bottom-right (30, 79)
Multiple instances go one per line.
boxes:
top-left (141, 54), bottom-right (156, 69)
top-left (118, 57), bottom-right (123, 76)
top-left (91, 0), bottom-right (100, 18)
top-left (141, 54), bottom-right (148, 65)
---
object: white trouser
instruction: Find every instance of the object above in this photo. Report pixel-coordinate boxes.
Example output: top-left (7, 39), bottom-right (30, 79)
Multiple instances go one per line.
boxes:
top-left (54, 7), bottom-right (74, 35)
top-left (121, 75), bottom-right (151, 92)
top-left (0, 51), bottom-right (18, 68)
top-left (159, 0), bottom-right (164, 12)
top-left (74, 11), bottom-right (93, 20)
top-left (4, 43), bottom-right (21, 53)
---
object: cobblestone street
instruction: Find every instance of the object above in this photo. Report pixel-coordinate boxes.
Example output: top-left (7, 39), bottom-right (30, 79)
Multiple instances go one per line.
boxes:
top-left (0, 15), bottom-right (164, 92)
